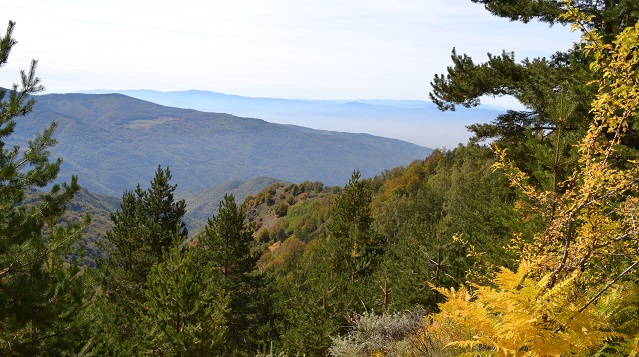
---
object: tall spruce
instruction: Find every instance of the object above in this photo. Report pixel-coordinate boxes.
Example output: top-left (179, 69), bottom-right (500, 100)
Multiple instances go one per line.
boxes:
top-left (0, 20), bottom-right (92, 355)
top-left (198, 194), bottom-right (276, 356)
top-left (98, 165), bottom-right (187, 344)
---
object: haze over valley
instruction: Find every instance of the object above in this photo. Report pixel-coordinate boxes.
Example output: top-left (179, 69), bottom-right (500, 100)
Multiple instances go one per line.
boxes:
top-left (16, 92), bottom-right (434, 196)
top-left (82, 89), bottom-right (507, 148)
top-left (7, 0), bottom-right (635, 355)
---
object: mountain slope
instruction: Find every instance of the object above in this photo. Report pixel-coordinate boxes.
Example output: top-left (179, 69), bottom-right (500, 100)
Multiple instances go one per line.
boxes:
top-left (15, 93), bottom-right (433, 195)
top-left (81, 89), bottom-right (506, 148)
top-left (181, 176), bottom-right (286, 234)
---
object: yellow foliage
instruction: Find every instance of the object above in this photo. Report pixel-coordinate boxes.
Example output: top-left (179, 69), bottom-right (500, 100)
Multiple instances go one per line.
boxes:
top-left (422, 262), bottom-right (623, 356)
top-left (492, 4), bottom-right (639, 285)
top-left (416, 3), bottom-right (639, 356)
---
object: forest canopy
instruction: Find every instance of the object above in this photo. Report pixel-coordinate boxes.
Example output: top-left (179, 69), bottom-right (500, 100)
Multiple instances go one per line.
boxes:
top-left (1, 0), bottom-right (639, 356)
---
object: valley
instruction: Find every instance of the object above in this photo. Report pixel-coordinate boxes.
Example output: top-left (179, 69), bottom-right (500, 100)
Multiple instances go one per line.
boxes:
top-left (4, 0), bottom-right (638, 354)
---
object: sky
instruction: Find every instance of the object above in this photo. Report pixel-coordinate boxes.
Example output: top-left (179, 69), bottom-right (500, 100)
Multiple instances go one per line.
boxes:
top-left (0, 0), bottom-right (580, 106)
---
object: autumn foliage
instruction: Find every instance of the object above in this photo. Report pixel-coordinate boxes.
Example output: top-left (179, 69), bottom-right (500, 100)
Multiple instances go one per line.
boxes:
top-left (417, 5), bottom-right (639, 356)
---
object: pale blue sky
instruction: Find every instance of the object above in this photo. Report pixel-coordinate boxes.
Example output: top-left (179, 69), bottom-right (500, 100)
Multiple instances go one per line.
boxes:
top-left (0, 0), bottom-right (579, 106)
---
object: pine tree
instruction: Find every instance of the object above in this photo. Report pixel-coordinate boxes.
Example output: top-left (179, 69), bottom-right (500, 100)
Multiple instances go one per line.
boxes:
top-left (98, 165), bottom-right (187, 345)
top-left (279, 172), bottom-right (382, 355)
top-left (327, 170), bottom-right (381, 282)
top-left (197, 194), bottom-right (276, 356)
top-left (427, 1), bottom-right (639, 192)
top-left (138, 166), bottom-right (188, 257)
top-left (201, 194), bottom-right (255, 281)
top-left (0, 20), bottom-right (92, 355)
top-left (137, 232), bottom-right (228, 356)
top-left (471, 0), bottom-right (639, 37)
top-left (418, 6), bottom-right (639, 355)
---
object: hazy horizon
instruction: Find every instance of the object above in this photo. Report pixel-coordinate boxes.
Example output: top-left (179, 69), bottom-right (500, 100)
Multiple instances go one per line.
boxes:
top-left (64, 88), bottom-right (504, 148)
top-left (1, 1), bottom-right (578, 104)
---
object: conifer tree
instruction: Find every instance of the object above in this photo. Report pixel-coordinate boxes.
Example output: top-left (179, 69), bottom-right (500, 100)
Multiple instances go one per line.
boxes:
top-left (98, 165), bottom-right (187, 344)
top-left (418, 6), bottom-right (639, 355)
top-left (137, 232), bottom-right (228, 356)
top-left (278, 237), bottom-right (353, 355)
top-left (198, 194), bottom-right (276, 356)
top-left (280, 172), bottom-right (382, 355)
top-left (471, 0), bottom-right (639, 37)
top-left (0, 20), bottom-right (92, 355)
top-left (328, 170), bottom-right (381, 281)
top-left (326, 171), bottom-right (383, 317)
top-left (428, 1), bottom-right (639, 192)
top-left (202, 194), bottom-right (255, 281)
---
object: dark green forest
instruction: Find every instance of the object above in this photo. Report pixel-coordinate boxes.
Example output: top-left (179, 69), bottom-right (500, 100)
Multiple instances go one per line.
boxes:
top-left (3, 0), bottom-right (639, 355)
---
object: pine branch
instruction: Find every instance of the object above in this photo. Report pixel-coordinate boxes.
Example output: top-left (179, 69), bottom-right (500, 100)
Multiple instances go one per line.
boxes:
top-left (0, 261), bottom-right (30, 281)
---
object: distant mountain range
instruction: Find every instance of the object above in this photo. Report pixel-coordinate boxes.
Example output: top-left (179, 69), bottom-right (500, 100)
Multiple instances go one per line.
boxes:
top-left (81, 89), bottom-right (506, 148)
top-left (15, 93), bottom-right (434, 196)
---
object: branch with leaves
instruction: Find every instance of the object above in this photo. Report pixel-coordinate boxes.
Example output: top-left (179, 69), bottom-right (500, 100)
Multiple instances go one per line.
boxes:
top-left (418, 4), bottom-right (639, 355)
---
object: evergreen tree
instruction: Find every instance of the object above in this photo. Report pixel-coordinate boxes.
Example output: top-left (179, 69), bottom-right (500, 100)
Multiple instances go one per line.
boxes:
top-left (137, 233), bottom-right (228, 356)
top-left (139, 166), bottom-right (188, 257)
top-left (202, 194), bottom-right (255, 281)
top-left (328, 171), bottom-right (383, 317)
top-left (368, 146), bottom-right (520, 312)
top-left (278, 238), bottom-right (347, 356)
top-left (415, 6), bottom-right (639, 355)
top-left (372, 192), bottom-right (448, 311)
top-left (98, 165), bottom-right (187, 346)
top-left (327, 170), bottom-right (381, 281)
top-left (198, 194), bottom-right (276, 356)
top-left (471, 0), bottom-right (639, 37)
top-left (0, 20), bottom-right (92, 355)
top-left (431, 0), bottom-right (639, 117)
top-left (427, 1), bottom-right (639, 192)
top-left (280, 171), bottom-right (383, 355)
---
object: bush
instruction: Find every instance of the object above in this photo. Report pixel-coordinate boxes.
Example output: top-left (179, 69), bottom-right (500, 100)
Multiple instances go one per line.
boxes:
top-left (274, 201), bottom-right (289, 217)
top-left (328, 310), bottom-right (424, 357)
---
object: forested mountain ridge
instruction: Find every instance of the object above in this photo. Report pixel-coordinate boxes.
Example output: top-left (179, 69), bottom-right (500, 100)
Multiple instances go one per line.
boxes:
top-left (5, 1), bottom-right (639, 355)
top-left (180, 176), bottom-right (286, 234)
top-left (82, 88), bottom-right (506, 148)
top-left (12, 92), bottom-right (433, 196)
top-left (240, 145), bottom-right (521, 353)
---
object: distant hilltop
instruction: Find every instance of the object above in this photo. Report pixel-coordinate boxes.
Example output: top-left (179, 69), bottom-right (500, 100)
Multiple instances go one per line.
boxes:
top-left (16, 92), bottom-right (434, 195)
top-left (78, 89), bottom-right (506, 148)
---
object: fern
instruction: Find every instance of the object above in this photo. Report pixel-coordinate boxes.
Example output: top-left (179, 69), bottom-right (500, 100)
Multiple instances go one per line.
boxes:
top-left (425, 262), bottom-right (625, 356)
top-left (413, 5), bottom-right (639, 357)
